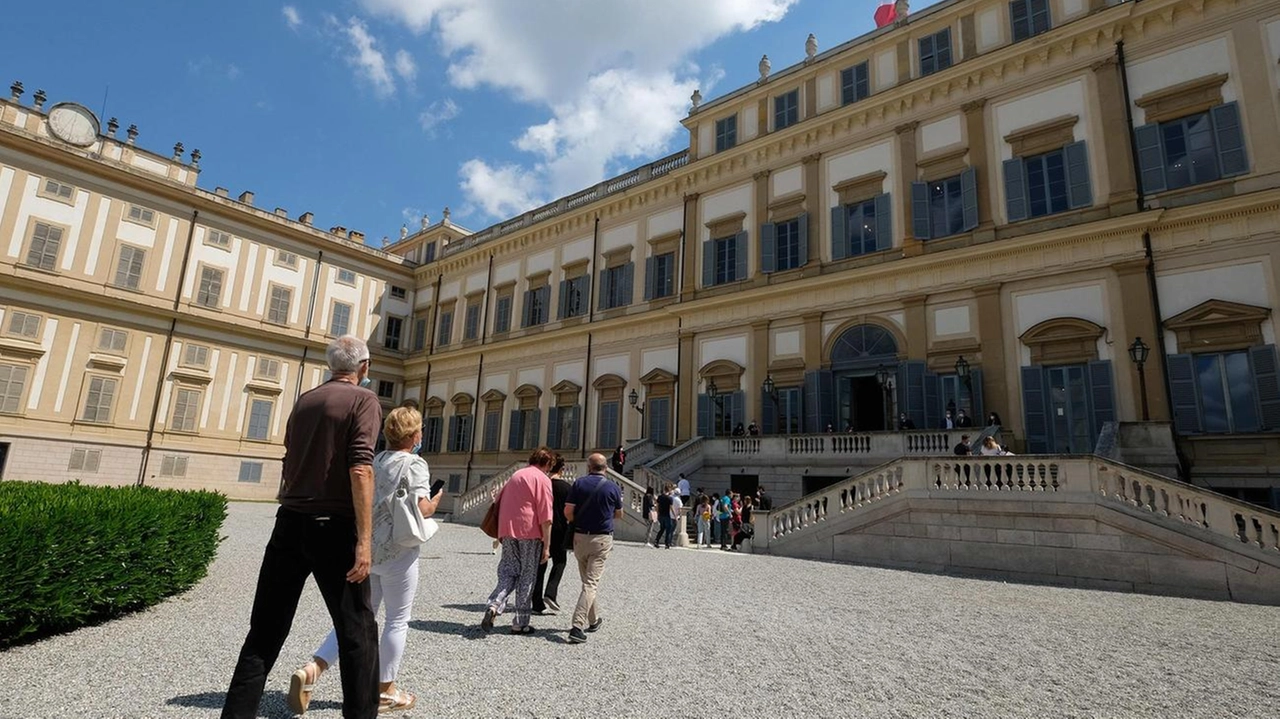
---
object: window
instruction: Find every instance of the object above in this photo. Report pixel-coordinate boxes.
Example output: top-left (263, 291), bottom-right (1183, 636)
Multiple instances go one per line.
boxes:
top-left (1136, 103), bottom-right (1248, 195)
top-left (1189, 352), bottom-right (1261, 433)
top-left (523, 286), bottom-right (550, 328)
top-left (377, 380), bottom-right (395, 400)
top-left (126, 204), bottom-right (156, 227)
top-left (1004, 142), bottom-right (1092, 222)
top-left (336, 268), bottom-right (357, 285)
top-left (6, 311), bottom-right (41, 339)
top-left (841, 62), bottom-right (870, 106)
top-left (24, 222), bottom-right (63, 271)
top-left (383, 316), bottom-right (404, 350)
top-left (114, 245), bottom-right (145, 290)
top-left (81, 376), bottom-right (118, 423)
top-left (423, 242), bottom-right (438, 264)
top-left (919, 28), bottom-right (953, 76)
top-left (68, 448), bottom-right (101, 473)
top-left (911, 168), bottom-right (978, 240)
top-left (389, 286), bottom-right (407, 301)
top-left (715, 115), bottom-right (737, 152)
top-left (424, 415), bottom-right (443, 453)
top-left (508, 408), bottom-right (542, 451)
top-left (246, 399), bottom-right (274, 441)
top-left (558, 275), bottom-right (589, 320)
top-left (160, 455), bottom-right (188, 477)
top-left (464, 303), bottom-right (481, 340)
top-left (255, 357), bottom-right (280, 381)
top-left (1010, 0), bottom-right (1051, 42)
top-left (762, 216), bottom-right (806, 274)
top-left (196, 266), bottom-right (224, 307)
top-left (40, 178), bottom-right (75, 202)
top-left (330, 302), bottom-right (352, 336)
top-left (437, 311), bottom-right (453, 347)
top-left (645, 252), bottom-right (675, 301)
top-left (182, 343), bottom-right (210, 369)
top-left (448, 415), bottom-right (473, 452)
top-left (482, 409), bottom-right (501, 452)
top-left (774, 90), bottom-right (799, 131)
top-left (238, 461), bottom-right (264, 483)
top-left (831, 194), bottom-right (891, 259)
top-left (494, 295), bottom-right (513, 334)
top-left (205, 229), bottom-right (231, 249)
top-left (0, 364), bottom-right (29, 413)
top-left (275, 251), bottom-right (299, 269)
top-left (548, 404), bottom-right (581, 450)
top-left (267, 286), bottom-right (292, 325)
top-left (447, 473), bottom-right (462, 493)
top-left (600, 263), bottom-right (634, 310)
top-left (97, 327), bottom-right (128, 353)
top-left (412, 317), bottom-right (427, 352)
top-left (597, 401), bottom-right (620, 449)
top-left (170, 388), bottom-right (201, 433)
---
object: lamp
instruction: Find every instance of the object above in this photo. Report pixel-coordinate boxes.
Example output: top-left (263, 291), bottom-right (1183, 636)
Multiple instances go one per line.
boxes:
top-left (628, 387), bottom-right (645, 418)
top-left (954, 355), bottom-right (970, 382)
top-left (1129, 337), bottom-right (1151, 421)
top-left (706, 379), bottom-right (724, 437)
top-left (875, 365), bottom-right (894, 431)
top-left (707, 379), bottom-right (719, 401)
top-left (762, 373), bottom-right (782, 435)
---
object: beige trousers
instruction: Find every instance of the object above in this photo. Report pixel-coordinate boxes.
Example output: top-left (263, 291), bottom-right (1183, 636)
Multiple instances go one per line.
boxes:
top-left (571, 533), bottom-right (612, 630)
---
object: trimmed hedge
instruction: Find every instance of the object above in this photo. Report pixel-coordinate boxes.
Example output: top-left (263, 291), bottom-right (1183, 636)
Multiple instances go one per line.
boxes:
top-left (0, 481), bottom-right (227, 648)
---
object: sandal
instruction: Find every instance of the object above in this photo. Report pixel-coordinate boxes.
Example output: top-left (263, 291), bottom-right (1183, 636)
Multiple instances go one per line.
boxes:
top-left (379, 688), bottom-right (417, 713)
top-left (510, 625), bottom-right (536, 635)
top-left (287, 661), bottom-right (321, 715)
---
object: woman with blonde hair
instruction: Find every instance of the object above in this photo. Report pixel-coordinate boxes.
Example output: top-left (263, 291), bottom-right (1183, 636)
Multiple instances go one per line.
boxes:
top-left (287, 406), bottom-right (442, 714)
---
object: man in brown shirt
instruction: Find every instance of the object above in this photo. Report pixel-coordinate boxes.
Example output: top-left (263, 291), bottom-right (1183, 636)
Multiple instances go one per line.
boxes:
top-left (223, 335), bottom-right (383, 719)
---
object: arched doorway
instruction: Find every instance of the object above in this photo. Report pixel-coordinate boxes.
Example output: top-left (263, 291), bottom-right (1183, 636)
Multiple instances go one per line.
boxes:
top-left (829, 324), bottom-right (899, 431)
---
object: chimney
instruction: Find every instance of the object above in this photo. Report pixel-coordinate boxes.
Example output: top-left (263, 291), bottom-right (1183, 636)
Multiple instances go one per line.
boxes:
top-left (274, 207), bottom-right (288, 218)
top-left (330, 225), bottom-right (347, 236)
top-left (349, 230), bottom-right (365, 244)
top-left (214, 187), bottom-right (229, 197)
top-left (238, 190), bottom-right (254, 205)
top-left (299, 212), bottom-right (314, 226)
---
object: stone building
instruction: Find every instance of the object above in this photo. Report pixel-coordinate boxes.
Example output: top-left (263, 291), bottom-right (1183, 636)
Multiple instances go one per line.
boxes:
top-left (1, 0), bottom-right (1278, 510)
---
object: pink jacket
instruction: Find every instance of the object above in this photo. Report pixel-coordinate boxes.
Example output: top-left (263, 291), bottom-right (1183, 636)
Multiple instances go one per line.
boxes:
top-left (496, 465), bottom-right (553, 540)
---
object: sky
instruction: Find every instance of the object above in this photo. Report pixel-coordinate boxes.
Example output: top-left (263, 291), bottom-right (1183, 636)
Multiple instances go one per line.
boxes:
top-left (0, 0), bottom-right (940, 246)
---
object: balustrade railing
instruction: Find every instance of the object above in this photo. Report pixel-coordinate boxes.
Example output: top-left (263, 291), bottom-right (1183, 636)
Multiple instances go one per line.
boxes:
top-left (455, 461), bottom-right (524, 518)
top-left (769, 461), bottom-right (906, 540)
top-left (932, 458), bottom-right (1062, 491)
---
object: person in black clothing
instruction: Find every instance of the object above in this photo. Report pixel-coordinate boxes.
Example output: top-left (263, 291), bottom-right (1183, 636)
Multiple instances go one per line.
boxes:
top-left (653, 484), bottom-right (676, 548)
top-left (956, 409), bottom-right (974, 428)
top-left (897, 412), bottom-right (916, 430)
top-left (641, 487), bottom-right (656, 545)
top-left (533, 454), bottom-right (572, 615)
top-left (732, 423), bottom-right (746, 437)
top-left (731, 496), bottom-right (755, 551)
top-left (986, 412), bottom-right (1003, 428)
top-left (755, 486), bottom-right (772, 511)
top-left (609, 446), bottom-right (626, 475)
top-left (953, 435), bottom-right (972, 455)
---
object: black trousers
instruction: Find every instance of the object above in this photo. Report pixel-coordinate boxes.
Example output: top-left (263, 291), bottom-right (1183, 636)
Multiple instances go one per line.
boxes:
top-left (532, 531), bottom-right (568, 608)
top-left (222, 508), bottom-right (379, 719)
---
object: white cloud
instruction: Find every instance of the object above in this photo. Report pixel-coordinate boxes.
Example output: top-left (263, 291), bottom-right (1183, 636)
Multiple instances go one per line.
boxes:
top-left (418, 98), bottom-right (460, 137)
top-left (282, 5), bottom-right (302, 30)
top-left (226, 64), bottom-right (242, 81)
top-left (394, 49), bottom-right (417, 83)
top-left (360, 0), bottom-right (797, 219)
top-left (343, 17), bottom-right (396, 98)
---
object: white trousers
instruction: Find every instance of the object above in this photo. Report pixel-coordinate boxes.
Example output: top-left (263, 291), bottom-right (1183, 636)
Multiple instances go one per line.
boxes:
top-left (314, 546), bottom-right (419, 683)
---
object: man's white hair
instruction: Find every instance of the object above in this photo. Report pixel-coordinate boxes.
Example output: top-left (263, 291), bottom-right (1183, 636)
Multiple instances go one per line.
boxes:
top-left (327, 335), bottom-right (369, 373)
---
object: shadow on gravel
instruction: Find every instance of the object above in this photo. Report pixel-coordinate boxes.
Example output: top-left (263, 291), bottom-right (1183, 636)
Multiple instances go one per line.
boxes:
top-left (456, 551), bottom-right (498, 556)
top-left (439, 603), bottom-right (489, 611)
top-left (409, 618), bottom-right (489, 640)
top-left (167, 690), bottom-right (341, 717)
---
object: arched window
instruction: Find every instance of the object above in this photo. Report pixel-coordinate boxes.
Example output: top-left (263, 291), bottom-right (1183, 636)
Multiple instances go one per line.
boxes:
top-left (830, 324), bottom-right (898, 368)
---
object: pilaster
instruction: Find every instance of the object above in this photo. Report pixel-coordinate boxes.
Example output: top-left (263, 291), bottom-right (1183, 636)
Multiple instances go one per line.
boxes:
top-left (896, 121), bottom-right (922, 257)
top-left (750, 319), bottom-right (770, 424)
top-left (903, 294), bottom-right (928, 360)
top-left (680, 193), bottom-right (700, 301)
top-left (962, 99), bottom-right (993, 229)
top-left (1115, 259), bottom-right (1171, 421)
top-left (677, 330), bottom-right (697, 442)
top-left (974, 284), bottom-right (1010, 432)
top-left (1230, 19), bottom-right (1280, 193)
top-left (1090, 57), bottom-right (1138, 215)
top-left (802, 153), bottom-right (823, 265)
top-left (803, 312), bottom-right (823, 370)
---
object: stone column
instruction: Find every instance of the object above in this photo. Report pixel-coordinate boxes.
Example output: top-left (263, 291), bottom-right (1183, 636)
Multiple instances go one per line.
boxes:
top-left (753, 170), bottom-right (770, 285)
top-left (1231, 19), bottom-right (1280, 193)
top-left (962, 99), bottom-right (994, 230)
top-left (750, 320), bottom-right (770, 425)
top-left (680, 192), bottom-right (700, 301)
top-left (903, 295), bottom-right (928, 360)
top-left (1115, 259), bottom-right (1171, 421)
top-left (802, 153), bottom-right (823, 266)
top-left (1090, 57), bottom-right (1138, 216)
top-left (895, 121), bottom-right (922, 257)
top-left (974, 284), bottom-right (1010, 431)
top-left (677, 330), bottom-right (697, 442)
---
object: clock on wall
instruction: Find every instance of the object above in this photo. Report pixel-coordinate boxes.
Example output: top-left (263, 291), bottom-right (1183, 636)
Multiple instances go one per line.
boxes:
top-left (47, 103), bottom-right (100, 147)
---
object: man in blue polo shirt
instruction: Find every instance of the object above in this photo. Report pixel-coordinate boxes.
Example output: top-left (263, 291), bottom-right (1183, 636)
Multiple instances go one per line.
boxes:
top-left (563, 453), bottom-right (623, 644)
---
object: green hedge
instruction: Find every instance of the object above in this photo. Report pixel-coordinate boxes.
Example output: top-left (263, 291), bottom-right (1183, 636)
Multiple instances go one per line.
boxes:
top-left (0, 481), bottom-right (227, 648)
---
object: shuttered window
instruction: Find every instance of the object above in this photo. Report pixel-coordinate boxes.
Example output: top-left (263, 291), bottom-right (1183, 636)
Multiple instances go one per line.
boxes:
top-left (912, 169), bottom-right (978, 240)
top-left (599, 263), bottom-right (634, 310)
top-left (437, 311), bottom-right (453, 346)
top-left (840, 62), bottom-right (870, 106)
top-left (1135, 102), bottom-right (1248, 195)
top-left (25, 222), bottom-right (63, 271)
top-left (919, 29), bottom-right (952, 77)
top-left (196, 267), bottom-right (224, 307)
top-left (1168, 346), bottom-right (1280, 434)
top-left (267, 286), bottom-right (291, 325)
top-left (170, 388), bottom-right (201, 433)
top-left (81, 376), bottom-right (118, 423)
top-left (1010, 0), bottom-right (1051, 42)
top-left (330, 302), bottom-right (352, 336)
top-left (1003, 141), bottom-right (1092, 222)
top-left (774, 90), bottom-right (799, 130)
top-left (114, 246), bottom-right (146, 290)
top-left (715, 115), bottom-right (737, 152)
top-left (831, 194), bottom-right (891, 260)
top-left (246, 399), bottom-right (273, 440)
top-left (0, 364), bottom-right (29, 413)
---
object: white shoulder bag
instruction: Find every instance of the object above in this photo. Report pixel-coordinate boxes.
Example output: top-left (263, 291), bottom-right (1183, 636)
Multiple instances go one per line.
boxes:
top-left (390, 465), bottom-right (439, 548)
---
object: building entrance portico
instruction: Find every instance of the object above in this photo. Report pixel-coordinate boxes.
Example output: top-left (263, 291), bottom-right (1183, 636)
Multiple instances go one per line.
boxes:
top-left (829, 324), bottom-right (900, 432)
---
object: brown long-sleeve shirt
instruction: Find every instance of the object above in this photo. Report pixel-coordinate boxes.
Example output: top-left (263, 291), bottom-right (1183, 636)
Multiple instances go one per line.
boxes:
top-left (277, 379), bottom-right (383, 516)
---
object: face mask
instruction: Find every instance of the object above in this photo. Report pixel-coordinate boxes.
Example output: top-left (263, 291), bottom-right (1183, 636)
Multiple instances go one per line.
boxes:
top-left (359, 377), bottom-right (372, 388)
top-left (411, 440), bottom-right (422, 454)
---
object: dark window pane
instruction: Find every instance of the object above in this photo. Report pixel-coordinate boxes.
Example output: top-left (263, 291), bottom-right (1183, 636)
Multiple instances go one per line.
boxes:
top-left (1225, 351), bottom-right (1259, 432)
top-left (1196, 354), bottom-right (1229, 432)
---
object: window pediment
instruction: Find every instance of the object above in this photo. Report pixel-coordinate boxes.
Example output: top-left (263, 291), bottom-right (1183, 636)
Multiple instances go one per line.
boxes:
top-left (246, 380), bottom-right (283, 396)
top-left (169, 367), bottom-right (213, 385)
top-left (1135, 74), bottom-right (1228, 125)
top-left (639, 368), bottom-right (676, 386)
top-left (480, 388), bottom-right (507, 403)
top-left (706, 212), bottom-right (747, 239)
top-left (0, 337), bottom-right (45, 362)
top-left (1004, 115), bottom-right (1077, 157)
top-left (832, 171), bottom-right (886, 206)
top-left (422, 395), bottom-right (445, 411)
top-left (86, 353), bottom-right (127, 373)
top-left (1166, 299), bottom-right (1268, 353)
top-left (592, 373), bottom-right (627, 390)
top-left (450, 392), bottom-right (474, 410)
top-left (1020, 317), bottom-right (1104, 365)
top-left (698, 359), bottom-right (744, 391)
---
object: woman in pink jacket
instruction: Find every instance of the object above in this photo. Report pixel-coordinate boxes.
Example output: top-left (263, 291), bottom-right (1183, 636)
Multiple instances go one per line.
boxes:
top-left (481, 448), bottom-right (554, 634)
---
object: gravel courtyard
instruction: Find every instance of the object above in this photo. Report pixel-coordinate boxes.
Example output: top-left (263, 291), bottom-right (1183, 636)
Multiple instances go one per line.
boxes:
top-left (2, 501), bottom-right (1279, 718)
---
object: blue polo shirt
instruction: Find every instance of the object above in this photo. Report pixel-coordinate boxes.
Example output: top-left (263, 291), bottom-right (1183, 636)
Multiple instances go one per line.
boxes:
top-left (566, 474), bottom-right (623, 534)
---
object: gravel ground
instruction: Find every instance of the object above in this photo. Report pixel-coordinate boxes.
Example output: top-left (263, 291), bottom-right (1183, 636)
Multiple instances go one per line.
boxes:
top-left (2, 501), bottom-right (1279, 718)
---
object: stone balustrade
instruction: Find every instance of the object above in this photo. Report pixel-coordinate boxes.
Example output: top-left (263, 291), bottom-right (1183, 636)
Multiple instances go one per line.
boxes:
top-left (710, 431), bottom-right (969, 462)
top-left (454, 459), bottom-right (586, 524)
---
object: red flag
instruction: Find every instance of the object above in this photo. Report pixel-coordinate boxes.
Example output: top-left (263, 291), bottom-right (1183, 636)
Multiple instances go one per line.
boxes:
top-left (875, 1), bottom-right (896, 27)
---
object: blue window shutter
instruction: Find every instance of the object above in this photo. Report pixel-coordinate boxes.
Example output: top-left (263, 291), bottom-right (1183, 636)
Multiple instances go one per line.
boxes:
top-left (569, 405), bottom-right (582, 448)
top-left (448, 416), bottom-right (459, 451)
top-left (643, 256), bottom-right (655, 301)
top-left (597, 269), bottom-right (608, 311)
top-left (1250, 344), bottom-right (1280, 430)
top-left (1003, 158), bottom-right (1028, 223)
top-left (1211, 101), bottom-right (1248, 177)
top-left (731, 390), bottom-right (746, 430)
top-left (702, 240), bottom-right (715, 287)
top-left (546, 407), bottom-right (561, 449)
top-left (508, 409), bottom-right (523, 450)
top-left (830, 206), bottom-right (848, 260)
top-left (761, 388), bottom-right (777, 435)
top-left (919, 35), bottom-right (933, 75)
top-left (1021, 366), bottom-right (1049, 453)
top-left (960, 166), bottom-right (979, 232)
top-left (911, 181), bottom-right (931, 240)
top-left (557, 279), bottom-right (569, 320)
top-left (923, 371), bottom-right (940, 429)
top-left (1011, 0), bottom-right (1030, 41)
top-left (528, 409), bottom-right (542, 447)
top-left (1087, 360), bottom-right (1115, 442)
top-left (1134, 123), bottom-right (1167, 194)
top-left (734, 231), bottom-right (748, 282)
top-left (874, 193), bottom-right (892, 252)
top-left (937, 29), bottom-right (952, 68)
top-left (803, 369), bottom-right (834, 433)
top-left (539, 286), bottom-right (550, 323)
top-left (1064, 140), bottom-right (1093, 209)
top-left (970, 367), bottom-right (985, 422)
top-left (578, 275), bottom-right (590, 313)
top-left (620, 262), bottom-right (634, 306)
top-left (760, 222), bottom-right (777, 274)
top-left (895, 361), bottom-right (926, 429)
top-left (796, 213), bottom-right (809, 267)
top-left (1166, 354), bottom-right (1202, 434)
top-left (697, 394), bottom-right (712, 438)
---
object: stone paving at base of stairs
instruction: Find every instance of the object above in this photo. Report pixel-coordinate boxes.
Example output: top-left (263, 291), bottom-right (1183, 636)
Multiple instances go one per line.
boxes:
top-left (2, 501), bottom-right (1279, 718)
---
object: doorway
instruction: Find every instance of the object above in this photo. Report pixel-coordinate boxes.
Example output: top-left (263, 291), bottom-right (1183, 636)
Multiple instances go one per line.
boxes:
top-left (837, 374), bottom-right (886, 431)
top-left (730, 474), bottom-right (759, 499)
top-left (1046, 365), bottom-right (1092, 453)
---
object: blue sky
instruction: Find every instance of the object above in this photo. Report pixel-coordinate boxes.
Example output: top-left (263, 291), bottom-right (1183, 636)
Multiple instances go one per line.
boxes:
top-left (1, 1), bottom-right (937, 245)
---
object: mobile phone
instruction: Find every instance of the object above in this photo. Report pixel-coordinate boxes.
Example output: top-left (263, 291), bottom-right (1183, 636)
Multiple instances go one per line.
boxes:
top-left (429, 479), bottom-right (446, 498)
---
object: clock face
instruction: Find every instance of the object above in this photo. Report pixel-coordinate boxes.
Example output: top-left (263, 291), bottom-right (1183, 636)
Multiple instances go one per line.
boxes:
top-left (47, 103), bottom-right (100, 147)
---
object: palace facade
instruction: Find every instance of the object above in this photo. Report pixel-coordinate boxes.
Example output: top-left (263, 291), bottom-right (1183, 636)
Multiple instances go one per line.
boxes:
top-left (1, 0), bottom-right (1279, 509)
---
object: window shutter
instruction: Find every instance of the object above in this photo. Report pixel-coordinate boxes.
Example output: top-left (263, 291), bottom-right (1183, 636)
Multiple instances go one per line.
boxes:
top-left (895, 361), bottom-right (927, 429)
top-left (702, 240), bottom-right (715, 287)
top-left (1087, 360), bottom-right (1115, 443)
top-left (1003, 158), bottom-right (1028, 222)
top-left (960, 166), bottom-right (979, 231)
top-left (597, 270), bottom-right (609, 311)
top-left (1064, 140), bottom-right (1092, 209)
top-left (528, 409), bottom-right (542, 448)
top-left (508, 409), bottom-right (523, 450)
top-left (567, 405), bottom-right (581, 448)
top-left (1166, 354), bottom-right (1202, 434)
top-left (760, 222), bottom-right (777, 274)
top-left (1211, 101), bottom-right (1248, 177)
top-left (874, 193), bottom-right (892, 252)
top-left (1134, 123), bottom-right (1167, 194)
top-left (620, 262), bottom-right (634, 306)
top-left (558, 279), bottom-right (569, 320)
top-left (830, 206), bottom-right (848, 260)
top-left (547, 407), bottom-right (561, 449)
top-left (1011, 0), bottom-right (1030, 41)
top-left (734, 231), bottom-right (748, 282)
top-left (923, 371), bottom-right (940, 429)
top-left (697, 394), bottom-right (712, 438)
top-left (539, 286), bottom-right (550, 323)
top-left (1021, 366), bottom-right (1049, 453)
top-left (448, 416), bottom-right (459, 451)
top-left (911, 181), bottom-right (931, 240)
top-left (643, 257), bottom-right (655, 301)
top-left (578, 275), bottom-right (590, 314)
top-left (761, 388), bottom-right (777, 435)
top-left (521, 292), bottom-right (531, 328)
top-left (803, 369), bottom-right (834, 433)
top-left (937, 28), bottom-right (951, 67)
top-left (919, 35), bottom-right (933, 75)
top-left (731, 390), bottom-right (746, 431)
top-left (1249, 344), bottom-right (1280, 430)
top-left (796, 213), bottom-right (809, 267)
top-left (970, 367), bottom-right (985, 423)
